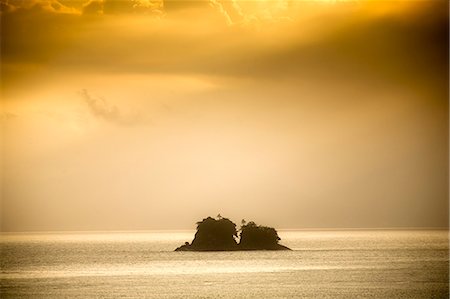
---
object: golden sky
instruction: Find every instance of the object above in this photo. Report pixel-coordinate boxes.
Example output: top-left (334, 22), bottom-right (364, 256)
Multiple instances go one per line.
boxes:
top-left (1, 0), bottom-right (448, 231)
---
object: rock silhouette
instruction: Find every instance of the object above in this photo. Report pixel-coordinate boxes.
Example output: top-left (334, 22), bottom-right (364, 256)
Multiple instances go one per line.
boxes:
top-left (175, 216), bottom-right (290, 251)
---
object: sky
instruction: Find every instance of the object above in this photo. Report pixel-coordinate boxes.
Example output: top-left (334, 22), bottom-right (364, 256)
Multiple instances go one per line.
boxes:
top-left (0, 0), bottom-right (448, 232)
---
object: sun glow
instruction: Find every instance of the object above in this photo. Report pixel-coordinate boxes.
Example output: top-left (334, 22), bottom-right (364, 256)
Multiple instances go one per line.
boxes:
top-left (1, 0), bottom-right (448, 232)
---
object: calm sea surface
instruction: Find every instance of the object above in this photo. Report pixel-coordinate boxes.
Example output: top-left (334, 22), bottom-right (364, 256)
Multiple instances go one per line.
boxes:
top-left (1, 230), bottom-right (448, 298)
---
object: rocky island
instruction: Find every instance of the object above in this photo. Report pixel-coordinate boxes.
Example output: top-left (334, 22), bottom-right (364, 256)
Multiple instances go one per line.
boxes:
top-left (175, 215), bottom-right (291, 251)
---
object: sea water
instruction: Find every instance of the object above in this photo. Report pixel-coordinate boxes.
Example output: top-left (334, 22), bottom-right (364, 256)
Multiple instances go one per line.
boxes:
top-left (1, 230), bottom-right (448, 298)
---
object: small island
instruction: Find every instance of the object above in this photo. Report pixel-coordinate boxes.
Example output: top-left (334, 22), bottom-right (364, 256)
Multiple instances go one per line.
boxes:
top-left (175, 215), bottom-right (291, 251)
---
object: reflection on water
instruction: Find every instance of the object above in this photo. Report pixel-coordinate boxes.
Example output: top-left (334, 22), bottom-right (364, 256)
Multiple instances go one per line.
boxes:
top-left (1, 230), bottom-right (448, 298)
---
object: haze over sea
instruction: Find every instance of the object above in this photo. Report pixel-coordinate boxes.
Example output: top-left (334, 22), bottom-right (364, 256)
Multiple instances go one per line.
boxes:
top-left (1, 230), bottom-right (448, 298)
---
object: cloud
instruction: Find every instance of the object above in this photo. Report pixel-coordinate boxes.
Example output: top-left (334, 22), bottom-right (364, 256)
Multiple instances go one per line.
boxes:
top-left (161, 0), bottom-right (290, 26)
top-left (209, 0), bottom-right (233, 25)
top-left (0, 0), bottom-right (80, 14)
top-left (1, 0), bottom-right (287, 21)
top-left (0, 112), bottom-right (18, 122)
top-left (0, 0), bottom-right (16, 13)
top-left (82, 0), bottom-right (102, 15)
top-left (102, 0), bottom-right (163, 15)
top-left (0, 0), bottom-right (163, 15)
top-left (79, 89), bottom-right (151, 126)
top-left (133, 0), bottom-right (163, 13)
top-left (162, 0), bottom-right (210, 13)
top-left (80, 89), bottom-right (119, 120)
top-left (1, 0), bottom-right (448, 97)
top-left (208, 0), bottom-right (293, 27)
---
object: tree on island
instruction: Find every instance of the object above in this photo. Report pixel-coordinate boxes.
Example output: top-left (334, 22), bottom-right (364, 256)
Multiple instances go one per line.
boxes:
top-left (175, 215), bottom-right (290, 251)
top-left (190, 216), bottom-right (238, 250)
top-left (239, 221), bottom-right (281, 250)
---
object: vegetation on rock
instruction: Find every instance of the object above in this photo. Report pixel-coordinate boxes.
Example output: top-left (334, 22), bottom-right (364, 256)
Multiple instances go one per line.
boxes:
top-left (239, 221), bottom-right (282, 250)
top-left (191, 216), bottom-right (238, 250)
top-left (175, 215), bottom-right (290, 251)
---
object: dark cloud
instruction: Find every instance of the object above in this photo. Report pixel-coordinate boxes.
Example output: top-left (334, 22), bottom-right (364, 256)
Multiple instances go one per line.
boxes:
top-left (0, 112), bottom-right (18, 121)
top-left (0, 0), bottom-right (15, 13)
top-left (80, 89), bottom-right (119, 121)
top-left (82, 0), bottom-right (102, 15)
top-left (0, 0), bottom-right (80, 14)
top-left (222, 1), bottom-right (449, 98)
top-left (0, 0), bottom-right (163, 15)
top-left (162, 0), bottom-right (210, 12)
top-left (3, 1), bottom-right (447, 74)
top-left (1, 0), bottom-right (448, 99)
top-left (102, 0), bottom-right (162, 15)
top-left (79, 89), bottom-right (151, 126)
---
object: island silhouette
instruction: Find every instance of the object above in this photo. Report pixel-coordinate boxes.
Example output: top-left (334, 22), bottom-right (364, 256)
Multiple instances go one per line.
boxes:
top-left (175, 215), bottom-right (291, 251)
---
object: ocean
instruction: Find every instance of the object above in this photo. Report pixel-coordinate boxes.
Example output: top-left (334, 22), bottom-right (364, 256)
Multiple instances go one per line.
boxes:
top-left (1, 230), bottom-right (448, 298)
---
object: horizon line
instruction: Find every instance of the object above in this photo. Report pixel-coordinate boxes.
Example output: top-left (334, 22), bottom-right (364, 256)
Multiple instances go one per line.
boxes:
top-left (1, 226), bottom-right (448, 235)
